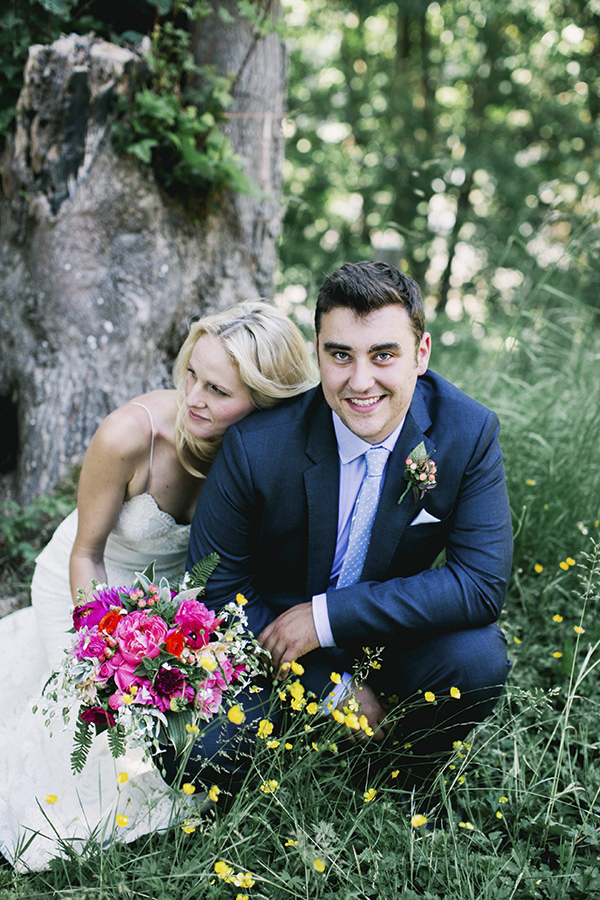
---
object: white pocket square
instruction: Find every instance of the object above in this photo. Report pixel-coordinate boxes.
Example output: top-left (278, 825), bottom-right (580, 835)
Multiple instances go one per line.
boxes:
top-left (409, 509), bottom-right (441, 526)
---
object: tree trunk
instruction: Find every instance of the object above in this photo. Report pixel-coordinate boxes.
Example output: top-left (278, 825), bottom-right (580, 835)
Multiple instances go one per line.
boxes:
top-left (0, 3), bottom-right (285, 503)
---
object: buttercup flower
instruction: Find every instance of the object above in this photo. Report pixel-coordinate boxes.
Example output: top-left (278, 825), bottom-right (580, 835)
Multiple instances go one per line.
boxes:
top-left (363, 788), bottom-right (377, 802)
top-left (260, 779), bottom-right (279, 793)
top-left (411, 814), bottom-right (428, 828)
top-left (450, 686), bottom-right (461, 699)
top-left (117, 772), bottom-right (129, 784)
top-left (552, 614), bottom-right (563, 622)
top-left (553, 651), bottom-right (563, 658)
top-left (228, 705), bottom-right (245, 725)
top-left (330, 672), bottom-right (342, 684)
top-left (424, 691), bottom-right (436, 703)
top-left (258, 719), bottom-right (274, 739)
top-left (574, 625), bottom-right (585, 634)
top-left (313, 858), bottom-right (326, 873)
top-left (209, 785), bottom-right (221, 803)
top-left (115, 814), bottom-right (129, 827)
top-left (45, 794), bottom-right (58, 804)
top-left (459, 821), bottom-right (475, 830)
top-left (290, 660), bottom-right (305, 675)
top-left (534, 563), bottom-right (544, 573)
top-left (182, 783), bottom-right (196, 795)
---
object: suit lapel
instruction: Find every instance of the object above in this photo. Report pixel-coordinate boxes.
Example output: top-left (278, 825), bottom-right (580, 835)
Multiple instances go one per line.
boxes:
top-left (303, 398), bottom-right (340, 597)
top-left (362, 384), bottom-right (435, 580)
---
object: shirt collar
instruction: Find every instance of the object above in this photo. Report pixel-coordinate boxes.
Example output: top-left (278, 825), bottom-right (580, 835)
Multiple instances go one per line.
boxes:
top-left (332, 411), bottom-right (406, 464)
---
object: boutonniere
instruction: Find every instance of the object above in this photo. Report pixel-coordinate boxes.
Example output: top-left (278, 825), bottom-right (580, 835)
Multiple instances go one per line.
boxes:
top-left (398, 441), bottom-right (437, 504)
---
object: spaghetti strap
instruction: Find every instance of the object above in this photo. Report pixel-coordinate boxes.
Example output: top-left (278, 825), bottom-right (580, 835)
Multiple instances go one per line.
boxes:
top-left (130, 401), bottom-right (155, 494)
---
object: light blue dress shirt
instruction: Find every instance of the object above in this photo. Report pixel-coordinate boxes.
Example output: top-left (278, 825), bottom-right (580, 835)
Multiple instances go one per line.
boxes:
top-left (312, 411), bottom-right (405, 648)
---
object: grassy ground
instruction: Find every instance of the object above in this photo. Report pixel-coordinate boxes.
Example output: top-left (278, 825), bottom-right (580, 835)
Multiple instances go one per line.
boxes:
top-left (1, 282), bottom-right (599, 898)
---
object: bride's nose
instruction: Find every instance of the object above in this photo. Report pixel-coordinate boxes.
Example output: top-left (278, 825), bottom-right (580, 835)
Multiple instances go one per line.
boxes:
top-left (186, 384), bottom-right (208, 407)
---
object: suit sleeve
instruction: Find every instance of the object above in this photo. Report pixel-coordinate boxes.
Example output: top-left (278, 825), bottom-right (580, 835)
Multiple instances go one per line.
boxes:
top-left (326, 410), bottom-right (513, 646)
top-left (186, 428), bottom-right (278, 638)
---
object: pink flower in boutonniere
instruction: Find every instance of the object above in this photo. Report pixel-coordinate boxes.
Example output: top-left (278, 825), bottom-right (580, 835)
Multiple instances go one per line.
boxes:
top-left (398, 441), bottom-right (437, 504)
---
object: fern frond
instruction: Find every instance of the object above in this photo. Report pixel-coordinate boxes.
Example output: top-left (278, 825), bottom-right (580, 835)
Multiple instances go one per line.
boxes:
top-left (188, 552), bottom-right (220, 590)
top-left (71, 715), bottom-right (93, 774)
top-left (107, 722), bottom-right (127, 759)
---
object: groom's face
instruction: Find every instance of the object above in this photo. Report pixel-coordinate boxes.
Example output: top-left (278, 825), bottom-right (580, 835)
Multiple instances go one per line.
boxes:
top-left (316, 305), bottom-right (431, 444)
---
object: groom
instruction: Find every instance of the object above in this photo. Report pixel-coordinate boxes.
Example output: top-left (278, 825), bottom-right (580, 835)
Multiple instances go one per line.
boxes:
top-left (185, 260), bottom-right (512, 791)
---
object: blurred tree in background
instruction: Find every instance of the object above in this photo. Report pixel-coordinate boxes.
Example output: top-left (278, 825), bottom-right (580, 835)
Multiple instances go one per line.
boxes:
top-left (277, 0), bottom-right (600, 328)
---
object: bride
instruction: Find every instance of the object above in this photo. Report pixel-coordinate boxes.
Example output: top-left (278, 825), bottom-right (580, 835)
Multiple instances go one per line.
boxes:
top-left (0, 300), bottom-right (317, 871)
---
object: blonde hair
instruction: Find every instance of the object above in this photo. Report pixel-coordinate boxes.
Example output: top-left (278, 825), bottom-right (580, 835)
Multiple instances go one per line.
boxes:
top-left (173, 300), bottom-right (318, 476)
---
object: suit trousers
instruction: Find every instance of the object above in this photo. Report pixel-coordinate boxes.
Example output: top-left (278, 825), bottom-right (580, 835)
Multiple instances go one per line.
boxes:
top-left (158, 623), bottom-right (509, 795)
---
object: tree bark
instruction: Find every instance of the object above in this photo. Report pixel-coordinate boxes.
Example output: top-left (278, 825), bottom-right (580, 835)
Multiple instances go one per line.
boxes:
top-left (0, 3), bottom-right (285, 503)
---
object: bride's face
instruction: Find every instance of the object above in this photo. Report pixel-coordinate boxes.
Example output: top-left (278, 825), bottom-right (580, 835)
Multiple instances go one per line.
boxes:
top-left (184, 334), bottom-right (255, 439)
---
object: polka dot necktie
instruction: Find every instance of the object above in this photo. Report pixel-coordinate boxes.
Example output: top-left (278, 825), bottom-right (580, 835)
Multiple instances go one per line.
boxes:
top-left (336, 447), bottom-right (389, 588)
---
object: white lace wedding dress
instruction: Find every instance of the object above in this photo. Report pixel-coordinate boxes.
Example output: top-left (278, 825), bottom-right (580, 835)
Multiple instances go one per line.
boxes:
top-left (0, 492), bottom-right (198, 872)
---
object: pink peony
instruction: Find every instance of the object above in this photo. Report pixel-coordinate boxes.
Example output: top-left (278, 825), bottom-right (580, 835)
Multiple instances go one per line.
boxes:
top-left (115, 610), bottom-right (168, 664)
top-left (195, 681), bottom-right (223, 718)
top-left (173, 599), bottom-right (219, 650)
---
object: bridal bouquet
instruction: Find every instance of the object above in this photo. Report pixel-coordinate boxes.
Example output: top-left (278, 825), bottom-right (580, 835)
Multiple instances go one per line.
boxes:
top-left (41, 557), bottom-right (262, 773)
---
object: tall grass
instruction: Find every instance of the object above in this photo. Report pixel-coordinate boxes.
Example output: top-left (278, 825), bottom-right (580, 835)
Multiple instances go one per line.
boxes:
top-left (1, 276), bottom-right (599, 899)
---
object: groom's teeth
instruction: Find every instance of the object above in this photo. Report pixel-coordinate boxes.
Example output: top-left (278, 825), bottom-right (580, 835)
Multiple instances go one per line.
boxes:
top-left (351, 397), bottom-right (380, 407)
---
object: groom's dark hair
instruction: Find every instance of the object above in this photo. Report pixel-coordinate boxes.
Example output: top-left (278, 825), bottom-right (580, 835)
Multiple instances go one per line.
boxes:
top-left (315, 260), bottom-right (425, 347)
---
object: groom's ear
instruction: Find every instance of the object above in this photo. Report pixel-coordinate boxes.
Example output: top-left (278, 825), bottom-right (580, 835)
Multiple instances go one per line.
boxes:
top-left (314, 332), bottom-right (320, 367)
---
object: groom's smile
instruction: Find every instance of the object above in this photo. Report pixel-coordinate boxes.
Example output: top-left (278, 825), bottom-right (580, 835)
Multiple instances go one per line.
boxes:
top-left (316, 305), bottom-right (431, 445)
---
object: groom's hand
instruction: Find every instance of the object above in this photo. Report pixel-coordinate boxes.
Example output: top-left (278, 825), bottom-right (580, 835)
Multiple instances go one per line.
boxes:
top-left (258, 603), bottom-right (319, 676)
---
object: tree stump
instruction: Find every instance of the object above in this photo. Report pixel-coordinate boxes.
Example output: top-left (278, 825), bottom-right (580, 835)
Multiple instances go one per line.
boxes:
top-left (0, 5), bottom-right (285, 503)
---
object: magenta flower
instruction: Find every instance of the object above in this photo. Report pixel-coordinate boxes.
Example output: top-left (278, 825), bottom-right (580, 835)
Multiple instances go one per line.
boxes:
top-left (73, 587), bottom-right (125, 631)
top-left (71, 629), bottom-right (108, 661)
top-left (115, 610), bottom-right (168, 664)
top-left (173, 599), bottom-right (220, 650)
top-left (80, 706), bottom-right (115, 728)
top-left (149, 666), bottom-right (194, 712)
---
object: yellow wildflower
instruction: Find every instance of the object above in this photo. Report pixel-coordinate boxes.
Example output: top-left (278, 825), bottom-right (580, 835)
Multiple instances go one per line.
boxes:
top-left (311, 742), bottom-right (319, 751)
top-left (289, 680), bottom-right (305, 700)
top-left (450, 686), bottom-right (461, 699)
top-left (566, 557), bottom-right (576, 566)
top-left (181, 821), bottom-right (195, 834)
top-left (553, 651), bottom-right (563, 658)
top-left (235, 593), bottom-right (248, 605)
top-left (249, 684), bottom-right (262, 693)
top-left (534, 563), bottom-right (544, 573)
top-left (290, 697), bottom-right (305, 711)
top-left (526, 478), bottom-right (536, 485)
top-left (499, 796), bottom-right (508, 803)
top-left (496, 811), bottom-right (503, 819)
top-left (559, 561), bottom-right (569, 571)
top-left (574, 625), bottom-right (585, 634)
top-left (306, 701), bottom-right (319, 715)
top-left (370, 660), bottom-right (381, 669)
top-left (182, 783), bottom-right (196, 795)
top-left (513, 636), bottom-right (522, 644)
top-left (186, 723), bottom-right (200, 734)
top-left (266, 740), bottom-right (280, 749)
top-left (424, 691), bottom-right (435, 703)
top-left (45, 794), bottom-right (58, 804)
top-left (228, 705), bottom-right (245, 725)
top-left (260, 779), bottom-right (279, 793)
top-left (411, 814), bottom-right (428, 828)
top-left (285, 742), bottom-right (293, 750)
top-left (313, 858), bottom-right (326, 873)
top-left (345, 712), bottom-right (360, 730)
top-left (115, 814), bottom-right (129, 827)
top-left (236, 895), bottom-right (249, 900)
top-left (285, 839), bottom-right (298, 846)
top-left (391, 770), bottom-right (400, 779)
top-left (552, 614), bottom-right (563, 622)
top-left (332, 708), bottom-right (346, 725)
top-left (330, 672), bottom-right (341, 684)
top-left (459, 821), bottom-right (475, 830)
top-left (208, 785), bottom-right (221, 803)
top-left (215, 860), bottom-right (234, 877)
top-left (363, 788), bottom-right (377, 802)
top-left (117, 772), bottom-right (129, 784)
top-left (257, 719), bottom-right (274, 739)
top-left (290, 660), bottom-right (305, 675)
top-left (199, 654), bottom-right (218, 672)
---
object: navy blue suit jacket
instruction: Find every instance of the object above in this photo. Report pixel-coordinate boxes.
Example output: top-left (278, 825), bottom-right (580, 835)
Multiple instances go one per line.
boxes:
top-left (187, 371), bottom-right (512, 653)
